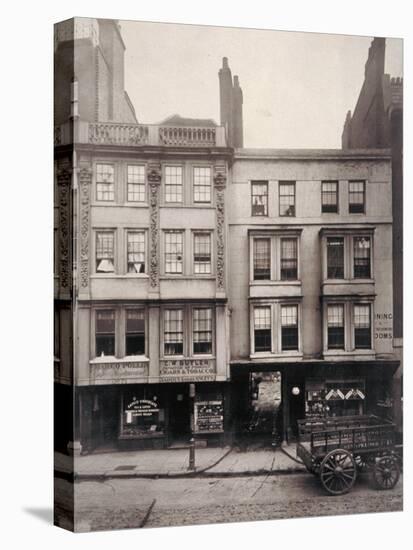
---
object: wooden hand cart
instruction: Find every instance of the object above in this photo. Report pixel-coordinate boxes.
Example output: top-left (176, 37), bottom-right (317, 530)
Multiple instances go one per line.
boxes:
top-left (296, 415), bottom-right (400, 495)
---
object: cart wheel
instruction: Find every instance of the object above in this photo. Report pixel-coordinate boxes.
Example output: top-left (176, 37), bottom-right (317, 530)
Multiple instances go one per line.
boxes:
top-left (320, 449), bottom-right (357, 495)
top-left (373, 456), bottom-right (400, 490)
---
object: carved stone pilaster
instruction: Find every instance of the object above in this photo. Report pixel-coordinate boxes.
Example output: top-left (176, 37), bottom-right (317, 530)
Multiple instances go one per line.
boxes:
top-left (79, 167), bottom-right (92, 289)
top-left (57, 167), bottom-right (72, 291)
top-left (214, 166), bottom-right (227, 292)
top-left (148, 164), bottom-right (162, 288)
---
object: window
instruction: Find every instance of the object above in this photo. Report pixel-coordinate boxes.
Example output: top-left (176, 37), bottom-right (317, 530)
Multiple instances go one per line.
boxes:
top-left (165, 166), bottom-right (183, 203)
top-left (349, 181), bottom-right (365, 213)
top-left (327, 237), bottom-right (344, 279)
top-left (254, 306), bottom-right (272, 352)
top-left (251, 182), bottom-right (268, 216)
top-left (194, 167), bottom-right (211, 203)
top-left (125, 310), bottom-right (145, 355)
top-left (354, 304), bottom-right (371, 349)
top-left (327, 304), bottom-right (344, 349)
top-left (193, 308), bottom-right (212, 354)
top-left (253, 239), bottom-right (271, 280)
top-left (96, 232), bottom-right (115, 273)
top-left (353, 237), bottom-right (371, 278)
top-left (96, 310), bottom-right (115, 356)
top-left (164, 309), bottom-right (183, 355)
top-left (194, 233), bottom-right (211, 274)
top-left (280, 238), bottom-right (298, 280)
top-left (127, 232), bottom-right (145, 273)
top-left (96, 164), bottom-right (114, 201)
top-left (279, 182), bottom-right (295, 216)
top-left (127, 165), bottom-right (145, 202)
top-left (281, 305), bottom-right (298, 350)
top-left (322, 181), bottom-right (338, 213)
top-left (165, 231), bottom-right (183, 274)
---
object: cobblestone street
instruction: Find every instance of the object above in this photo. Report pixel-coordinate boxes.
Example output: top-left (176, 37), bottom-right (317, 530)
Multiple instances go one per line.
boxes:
top-left (55, 472), bottom-right (402, 532)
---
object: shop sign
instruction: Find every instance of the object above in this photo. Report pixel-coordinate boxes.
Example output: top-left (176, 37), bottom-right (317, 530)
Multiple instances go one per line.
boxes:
top-left (345, 389), bottom-right (365, 400)
top-left (90, 361), bottom-right (149, 384)
top-left (374, 312), bottom-right (393, 340)
top-left (325, 389), bottom-right (345, 400)
top-left (194, 400), bottom-right (224, 433)
top-left (160, 358), bottom-right (216, 382)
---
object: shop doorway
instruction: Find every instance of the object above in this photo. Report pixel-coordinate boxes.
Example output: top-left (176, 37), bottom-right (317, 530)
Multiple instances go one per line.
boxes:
top-left (169, 387), bottom-right (191, 443)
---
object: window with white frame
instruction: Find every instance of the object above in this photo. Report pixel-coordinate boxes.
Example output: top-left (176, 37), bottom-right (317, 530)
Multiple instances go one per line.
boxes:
top-left (327, 237), bottom-right (344, 279)
top-left (354, 304), bottom-right (371, 349)
top-left (327, 304), bottom-right (345, 350)
top-left (96, 310), bottom-right (115, 356)
top-left (349, 181), bottom-right (366, 213)
top-left (251, 181), bottom-right (268, 216)
top-left (279, 182), bottom-right (295, 216)
top-left (127, 165), bottom-right (145, 202)
top-left (322, 181), bottom-right (338, 213)
top-left (96, 163), bottom-right (115, 201)
top-left (193, 233), bottom-right (211, 274)
top-left (165, 231), bottom-right (184, 274)
top-left (125, 309), bottom-right (145, 355)
top-left (280, 238), bottom-right (298, 280)
top-left (353, 237), bottom-right (371, 278)
top-left (253, 306), bottom-right (272, 352)
top-left (96, 231), bottom-right (115, 273)
top-left (193, 308), bottom-right (212, 354)
top-left (193, 167), bottom-right (212, 203)
top-left (164, 309), bottom-right (184, 355)
top-left (253, 238), bottom-right (271, 280)
top-left (165, 166), bottom-right (183, 203)
top-left (127, 231), bottom-right (145, 273)
top-left (281, 305), bottom-right (298, 350)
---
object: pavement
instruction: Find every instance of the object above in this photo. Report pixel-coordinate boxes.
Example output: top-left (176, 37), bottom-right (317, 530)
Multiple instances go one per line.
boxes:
top-left (54, 444), bottom-right (306, 480)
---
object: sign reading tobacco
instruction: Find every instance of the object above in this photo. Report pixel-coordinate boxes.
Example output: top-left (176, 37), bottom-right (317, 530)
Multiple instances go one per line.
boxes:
top-left (160, 358), bottom-right (216, 382)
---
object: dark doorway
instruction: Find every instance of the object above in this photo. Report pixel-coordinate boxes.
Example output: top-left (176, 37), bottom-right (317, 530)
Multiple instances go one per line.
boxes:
top-left (169, 387), bottom-right (190, 442)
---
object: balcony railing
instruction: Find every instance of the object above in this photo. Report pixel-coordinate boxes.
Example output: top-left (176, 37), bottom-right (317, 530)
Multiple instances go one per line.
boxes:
top-left (55, 120), bottom-right (227, 147)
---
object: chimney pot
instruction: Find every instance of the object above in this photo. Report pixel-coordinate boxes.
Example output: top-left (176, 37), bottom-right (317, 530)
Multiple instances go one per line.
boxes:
top-left (223, 57), bottom-right (229, 68)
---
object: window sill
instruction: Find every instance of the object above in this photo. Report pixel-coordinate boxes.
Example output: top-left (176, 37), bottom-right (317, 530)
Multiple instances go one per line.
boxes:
top-left (250, 280), bottom-right (301, 286)
top-left (323, 350), bottom-right (375, 358)
top-left (160, 275), bottom-right (216, 280)
top-left (91, 274), bottom-right (149, 279)
top-left (90, 356), bottom-right (149, 364)
top-left (250, 352), bottom-right (303, 360)
top-left (92, 202), bottom-right (149, 208)
top-left (322, 279), bottom-right (374, 284)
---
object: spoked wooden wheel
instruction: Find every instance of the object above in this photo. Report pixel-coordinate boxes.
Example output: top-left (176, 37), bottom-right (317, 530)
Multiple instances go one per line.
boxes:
top-left (373, 456), bottom-right (400, 490)
top-left (320, 449), bottom-right (357, 495)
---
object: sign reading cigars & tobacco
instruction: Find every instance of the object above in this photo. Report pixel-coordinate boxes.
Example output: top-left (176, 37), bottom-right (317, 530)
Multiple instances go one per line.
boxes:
top-left (160, 358), bottom-right (216, 382)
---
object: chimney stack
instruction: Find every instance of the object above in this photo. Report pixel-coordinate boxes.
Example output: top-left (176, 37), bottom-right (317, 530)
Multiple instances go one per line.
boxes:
top-left (232, 75), bottom-right (243, 148)
top-left (219, 57), bottom-right (244, 147)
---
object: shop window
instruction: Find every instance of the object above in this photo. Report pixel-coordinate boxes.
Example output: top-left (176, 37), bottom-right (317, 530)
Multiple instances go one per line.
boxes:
top-left (321, 181), bottom-right (338, 213)
top-left (193, 167), bottom-right (211, 203)
top-left (125, 310), bottom-right (145, 355)
top-left (251, 181), bottom-right (268, 216)
top-left (165, 166), bottom-right (183, 203)
top-left (164, 309), bottom-right (184, 355)
top-left (349, 180), bottom-right (365, 213)
top-left (254, 306), bottom-right (272, 352)
top-left (165, 231), bottom-right (183, 274)
top-left (253, 238), bottom-right (271, 280)
top-left (127, 231), bottom-right (145, 273)
top-left (279, 181), bottom-right (295, 217)
top-left (280, 238), bottom-right (298, 280)
top-left (96, 310), bottom-right (115, 356)
top-left (327, 304), bottom-right (344, 349)
top-left (354, 304), bottom-right (371, 349)
top-left (193, 233), bottom-right (211, 274)
top-left (193, 308), bottom-right (212, 354)
top-left (127, 165), bottom-right (145, 202)
top-left (120, 390), bottom-right (165, 439)
top-left (96, 231), bottom-right (115, 273)
top-left (327, 237), bottom-right (344, 279)
top-left (96, 163), bottom-right (114, 201)
top-left (281, 305), bottom-right (298, 350)
top-left (353, 237), bottom-right (371, 278)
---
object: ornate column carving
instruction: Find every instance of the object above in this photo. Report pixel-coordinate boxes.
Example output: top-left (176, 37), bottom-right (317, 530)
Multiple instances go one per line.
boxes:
top-left (57, 167), bottom-right (72, 292)
top-left (148, 164), bottom-right (162, 289)
top-left (214, 165), bottom-right (227, 292)
top-left (79, 167), bottom-right (92, 290)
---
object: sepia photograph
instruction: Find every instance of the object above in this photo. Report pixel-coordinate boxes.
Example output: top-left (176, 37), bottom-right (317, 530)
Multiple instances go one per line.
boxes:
top-left (53, 16), bottom-right (403, 533)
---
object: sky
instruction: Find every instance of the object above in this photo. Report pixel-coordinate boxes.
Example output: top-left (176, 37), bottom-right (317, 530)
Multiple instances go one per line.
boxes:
top-left (121, 20), bottom-right (403, 149)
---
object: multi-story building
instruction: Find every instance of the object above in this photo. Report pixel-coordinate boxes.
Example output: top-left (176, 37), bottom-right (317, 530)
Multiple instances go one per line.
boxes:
top-left (54, 19), bottom-right (401, 453)
top-left (228, 148), bottom-right (398, 442)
